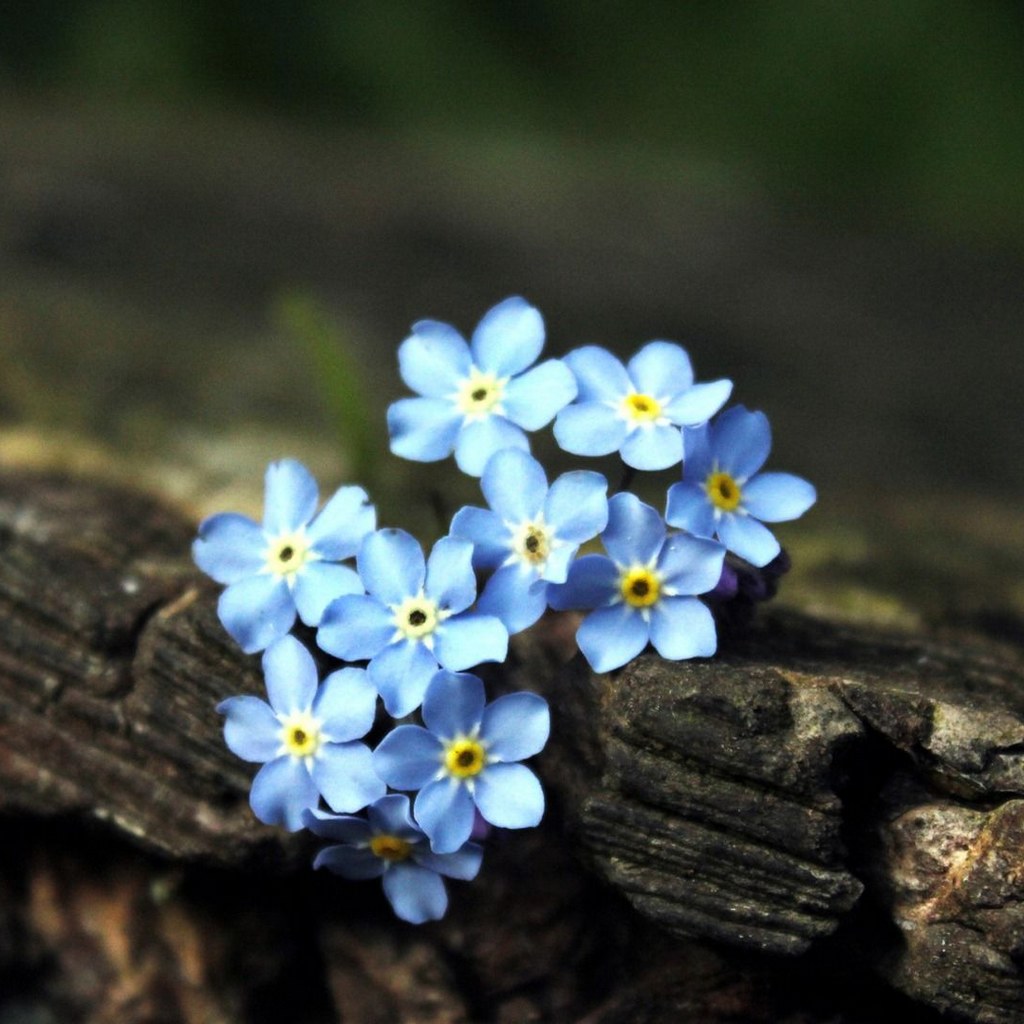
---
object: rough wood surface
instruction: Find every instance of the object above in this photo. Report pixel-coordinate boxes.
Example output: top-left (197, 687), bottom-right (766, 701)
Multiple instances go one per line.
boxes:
top-left (1, 467), bottom-right (1022, 1022)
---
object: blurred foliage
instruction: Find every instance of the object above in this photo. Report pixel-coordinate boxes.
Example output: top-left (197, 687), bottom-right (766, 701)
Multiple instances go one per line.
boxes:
top-left (2, 1), bottom-right (1023, 240)
top-left (273, 290), bottom-right (383, 489)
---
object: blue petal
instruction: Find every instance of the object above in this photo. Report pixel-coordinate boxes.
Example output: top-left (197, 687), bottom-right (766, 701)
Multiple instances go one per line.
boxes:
top-left (481, 692), bottom-right (550, 761)
top-left (217, 575), bottom-right (295, 654)
top-left (546, 554), bottom-right (618, 610)
top-left (307, 485), bottom-right (376, 558)
top-left (262, 634), bottom-right (318, 714)
top-left (359, 529), bottom-right (425, 604)
top-left (249, 756), bottom-right (318, 831)
top-left (449, 506), bottom-right (509, 570)
top-left (469, 296), bottom-right (545, 377)
top-left (663, 379), bottom-right (733, 426)
top-left (718, 514), bottom-right (781, 567)
top-left (399, 320), bottom-right (471, 397)
top-left (473, 763), bottom-right (545, 829)
top-left (217, 695), bottom-right (280, 762)
top-left (263, 459), bottom-right (318, 535)
top-left (425, 536), bottom-right (477, 614)
top-left (414, 841), bottom-right (483, 881)
top-left (480, 448), bottom-right (547, 522)
top-left (665, 482), bottom-right (716, 537)
top-left (619, 423), bottom-right (683, 471)
top-left (414, 779), bottom-right (476, 854)
top-left (422, 671), bottom-right (486, 739)
top-left (540, 547), bottom-right (575, 585)
top-left (313, 845), bottom-right (385, 880)
top-left (553, 402), bottom-right (628, 457)
top-left (367, 793), bottom-right (422, 841)
top-left (649, 596), bottom-right (717, 660)
top-left (502, 359), bottom-right (578, 430)
top-left (369, 640), bottom-right (440, 718)
top-left (314, 667), bottom-right (378, 742)
top-left (477, 565), bottom-right (548, 634)
top-left (312, 741), bottom-right (387, 814)
top-left (564, 346), bottom-right (631, 402)
top-left (453, 416), bottom-right (529, 477)
top-left (317, 594), bottom-right (395, 661)
top-left (712, 406), bottom-right (772, 479)
top-left (543, 470), bottom-right (609, 544)
top-left (602, 493), bottom-right (665, 567)
top-left (576, 603), bottom-right (649, 673)
top-left (293, 562), bottom-right (364, 626)
top-left (387, 397), bottom-right (462, 462)
top-left (626, 340), bottom-right (693, 395)
top-left (304, 807), bottom-right (373, 845)
top-left (682, 423), bottom-right (714, 480)
top-left (374, 725), bottom-right (442, 790)
top-left (434, 613), bottom-right (508, 672)
top-left (658, 533), bottom-right (726, 597)
top-left (383, 863), bottom-right (448, 923)
top-left (742, 472), bottom-right (817, 522)
top-left (192, 513), bottom-right (264, 584)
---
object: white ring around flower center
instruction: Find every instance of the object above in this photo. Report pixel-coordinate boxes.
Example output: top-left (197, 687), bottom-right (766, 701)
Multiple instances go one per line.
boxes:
top-left (392, 594), bottom-right (444, 640)
top-left (454, 367), bottom-right (508, 421)
top-left (277, 709), bottom-right (323, 760)
top-left (263, 528), bottom-right (316, 582)
top-left (508, 518), bottom-right (552, 568)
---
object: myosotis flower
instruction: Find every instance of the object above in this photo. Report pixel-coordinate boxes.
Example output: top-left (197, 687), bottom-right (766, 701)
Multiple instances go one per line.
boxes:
top-left (548, 492), bottom-right (726, 672)
top-left (665, 405), bottom-right (817, 567)
top-left (553, 341), bottom-right (733, 470)
top-left (450, 448), bottom-right (609, 634)
top-left (386, 296), bottom-right (577, 476)
top-left (217, 635), bottom-right (385, 831)
top-left (317, 529), bottom-right (508, 717)
top-left (193, 459), bottom-right (374, 653)
top-left (306, 795), bottom-right (483, 924)
top-left (373, 671), bottom-right (550, 854)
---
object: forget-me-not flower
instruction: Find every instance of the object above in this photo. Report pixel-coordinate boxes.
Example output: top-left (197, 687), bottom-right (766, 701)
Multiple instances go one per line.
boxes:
top-left (666, 405), bottom-right (817, 567)
top-left (553, 342), bottom-right (732, 470)
top-left (450, 448), bottom-right (609, 634)
top-left (386, 296), bottom-right (578, 476)
top-left (193, 459), bottom-right (375, 653)
top-left (217, 635), bottom-right (385, 831)
top-left (317, 530), bottom-right (508, 718)
top-left (548, 492), bottom-right (725, 672)
top-left (305, 795), bottom-right (483, 924)
top-left (373, 671), bottom-right (549, 854)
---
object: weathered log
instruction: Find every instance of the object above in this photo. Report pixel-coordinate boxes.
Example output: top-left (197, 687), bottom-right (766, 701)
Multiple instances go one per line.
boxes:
top-left (0, 466), bottom-right (1021, 1022)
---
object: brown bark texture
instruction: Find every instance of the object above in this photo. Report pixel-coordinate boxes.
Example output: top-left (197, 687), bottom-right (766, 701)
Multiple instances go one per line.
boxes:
top-left (0, 467), bottom-right (1022, 1023)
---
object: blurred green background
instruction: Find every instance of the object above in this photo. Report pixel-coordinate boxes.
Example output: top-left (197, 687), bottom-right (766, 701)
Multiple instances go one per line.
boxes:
top-left (5, 0), bottom-right (1023, 241)
top-left (1, 0), bottom-right (1023, 627)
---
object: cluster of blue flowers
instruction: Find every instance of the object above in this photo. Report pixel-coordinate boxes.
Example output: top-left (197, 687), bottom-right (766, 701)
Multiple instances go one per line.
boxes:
top-left (194, 296), bottom-right (815, 923)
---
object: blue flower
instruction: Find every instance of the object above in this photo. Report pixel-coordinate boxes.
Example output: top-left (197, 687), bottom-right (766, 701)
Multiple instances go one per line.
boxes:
top-left (665, 405), bottom-right (817, 567)
top-left (450, 448), bottom-right (609, 634)
top-left (553, 342), bottom-right (733, 470)
top-left (548, 492), bottom-right (725, 672)
top-left (317, 530), bottom-right (509, 718)
top-left (305, 795), bottom-right (483, 924)
top-left (386, 296), bottom-right (578, 476)
top-left (217, 635), bottom-right (385, 831)
top-left (373, 671), bottom-right (549, 854)
top-left (193, 459), bottom-right (375, 653)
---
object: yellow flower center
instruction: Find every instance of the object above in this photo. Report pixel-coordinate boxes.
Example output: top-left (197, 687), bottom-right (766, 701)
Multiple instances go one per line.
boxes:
top-left (393, 595), bottom-right (441, 640)
top-left (511, 521), bottom-right (550, 566)
top-left (619, 566), bottom-right (661, 608)
top-left (444, 737), bottom-right (487, 779)
top-left (370, 834), bottom-right (413, 862)
top-left (263, 530), bottom-right (314, 580)
top-left (278, 711), bottom-right (322, 759)
top-left (706, 470), bottom-right (742, 512)
top-left (455, 367), bottom-right (507, 419)
top-left (622, 392), bottom-right (662, 423)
